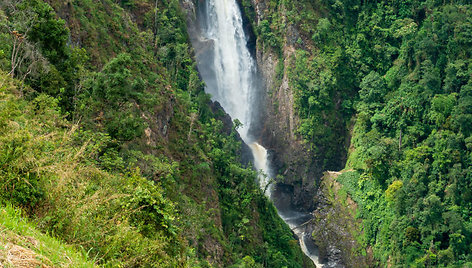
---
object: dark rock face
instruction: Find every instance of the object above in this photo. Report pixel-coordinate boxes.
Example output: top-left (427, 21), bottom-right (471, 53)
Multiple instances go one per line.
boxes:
top-left (263, 131), bottom-right (319, 211)
top-left (311, 186), bottom-right (347, 267)
top-left (235, 0), bottom-right (257, 58)
top-left (252, 27), bottom-right (319, 211)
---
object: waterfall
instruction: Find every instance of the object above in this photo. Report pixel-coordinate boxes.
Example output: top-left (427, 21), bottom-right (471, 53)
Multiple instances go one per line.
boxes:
top-left (197, 0), bottom-right (254, 141)
top-left (190, 0), bottom-right (322, 266)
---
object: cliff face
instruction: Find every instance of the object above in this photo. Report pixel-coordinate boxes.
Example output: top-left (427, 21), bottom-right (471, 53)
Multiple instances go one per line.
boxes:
top-left (241, 0), bottom-right (370, 265)
top-left (185, 0), bottom-right (319, 209)
top-left (183, 0), bottom-right (371, 265)
top-left (183, 1), bottom-right (472, 267)
top-left (259, 47), bottom-right (319, 211)
top-left (247, 0), bottom-right (319, 212)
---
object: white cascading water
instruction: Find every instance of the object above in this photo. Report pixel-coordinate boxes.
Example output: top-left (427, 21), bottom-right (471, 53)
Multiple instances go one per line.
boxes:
top-left (191, 0), bottom-right (321, 266)
top-left (199, 0), bottom-right (253, 141)
top-left (248, 142), bottom-right (271, 195)
top-left (197, 0), bottom-right (271, 191)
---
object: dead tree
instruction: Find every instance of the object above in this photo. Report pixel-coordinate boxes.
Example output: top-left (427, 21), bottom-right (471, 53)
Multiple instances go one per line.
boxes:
top-left (1, 0), bottom-right (45, 93)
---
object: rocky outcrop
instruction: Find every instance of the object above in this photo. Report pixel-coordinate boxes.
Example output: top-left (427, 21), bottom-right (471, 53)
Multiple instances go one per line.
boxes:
top-left (208, 101), bottom-right (254, 166)
top-left (247, 0), bottom-right (319, 211)
top-left (311, 172), bottom-right (374, 267)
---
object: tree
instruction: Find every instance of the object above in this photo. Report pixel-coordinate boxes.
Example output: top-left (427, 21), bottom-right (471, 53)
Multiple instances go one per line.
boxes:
top-left (429, 93), bottom-right (456, 126)
top-left (359, 71), bottom-right (387, 106)
top-left (92, 53), bottom-right (142, 105)
top-left (404, 226), bottom-right (420, 245)
top-left (0, 0), bottom-right (44, 87)
top-left (386, 180), bottom-right (403, 203)
top-left (26, 0), bottom-right (69, 65)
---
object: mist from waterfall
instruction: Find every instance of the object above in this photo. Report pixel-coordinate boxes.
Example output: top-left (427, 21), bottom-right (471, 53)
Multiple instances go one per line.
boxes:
top-left (190, 0), bottom-right (321, 266)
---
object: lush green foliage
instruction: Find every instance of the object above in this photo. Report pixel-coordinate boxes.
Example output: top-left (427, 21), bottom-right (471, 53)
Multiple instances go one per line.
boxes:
top-left (0, 73), bottom-right (185, 266)
top-left (345, 3), bottom-right (472, 266)
top-left (256, 0), bottom-right (472, 266)
top-left (0, 203), bottom-right (95, 267)
top-left (0, 0), bottom-right (305, 267)
top-left (243, 0), bottom-right (472, 265)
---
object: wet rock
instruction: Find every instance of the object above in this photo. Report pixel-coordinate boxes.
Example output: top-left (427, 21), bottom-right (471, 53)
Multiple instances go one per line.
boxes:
top-left (323, 246), bottom-right (344, 268)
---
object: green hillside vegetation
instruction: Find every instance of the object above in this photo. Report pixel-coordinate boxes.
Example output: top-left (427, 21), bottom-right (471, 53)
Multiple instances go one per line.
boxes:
top-left (0, 203), bottom-right (94, 267)
top-left (0, 0), bottom-right (305, 267)
top-left (244, 0), bottom-right (472, 266)
top-left (3, 0), bottom-right (471, 266)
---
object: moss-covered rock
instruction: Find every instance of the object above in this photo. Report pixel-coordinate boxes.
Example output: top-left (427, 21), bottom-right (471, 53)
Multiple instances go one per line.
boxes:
top-left (310, 171), bottom-right (374, 267)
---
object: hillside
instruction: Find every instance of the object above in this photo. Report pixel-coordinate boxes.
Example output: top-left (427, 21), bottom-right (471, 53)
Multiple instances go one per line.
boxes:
top-left (0, 203), bottom-right (94, 267)
top-left (0, 0), bottom-right (308, 267)
top-left (241, 0), bottom-right (472, 266)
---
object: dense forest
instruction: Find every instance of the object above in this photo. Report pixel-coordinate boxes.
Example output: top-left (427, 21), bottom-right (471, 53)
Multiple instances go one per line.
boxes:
top-left (0, 0), bottom-right (308, 267)
top-left (241, 0), bottom-right (472, 266)
top-left (1, 0), bottom-right (472, 267)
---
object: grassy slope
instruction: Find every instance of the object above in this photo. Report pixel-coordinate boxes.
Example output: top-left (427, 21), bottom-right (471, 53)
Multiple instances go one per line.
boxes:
top-left (0, 73), bottom-right (94, 268)
top-left (0, 71), bottom-right (188, 266)
top-left (0, 204), bottom-right (94, 268)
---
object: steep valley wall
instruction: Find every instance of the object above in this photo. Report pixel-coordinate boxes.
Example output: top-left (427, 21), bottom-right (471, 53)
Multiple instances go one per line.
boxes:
top-left (239, 0), bottom-right (371, 265)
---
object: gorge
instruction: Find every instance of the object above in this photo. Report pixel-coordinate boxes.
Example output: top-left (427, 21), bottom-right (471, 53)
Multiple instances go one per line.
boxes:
top-left (1, 0), bottom-right (471, 267)
top-left (187, 0), bottom-right (324, 266)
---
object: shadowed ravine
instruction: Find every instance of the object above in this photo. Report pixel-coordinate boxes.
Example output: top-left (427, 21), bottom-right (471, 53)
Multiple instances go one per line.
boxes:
top-left (188, 0), bottom-right (322, 266)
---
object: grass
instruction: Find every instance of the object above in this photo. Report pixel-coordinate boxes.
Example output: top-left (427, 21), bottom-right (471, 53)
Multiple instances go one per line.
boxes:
top-left (0, 71), bottom-right (186, 267)
top-left (0, 204), bottom-right (95, 268)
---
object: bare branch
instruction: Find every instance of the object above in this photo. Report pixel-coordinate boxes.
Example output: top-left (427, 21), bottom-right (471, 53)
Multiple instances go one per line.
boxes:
top-left (2, 0), bottom-right (45, 85)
